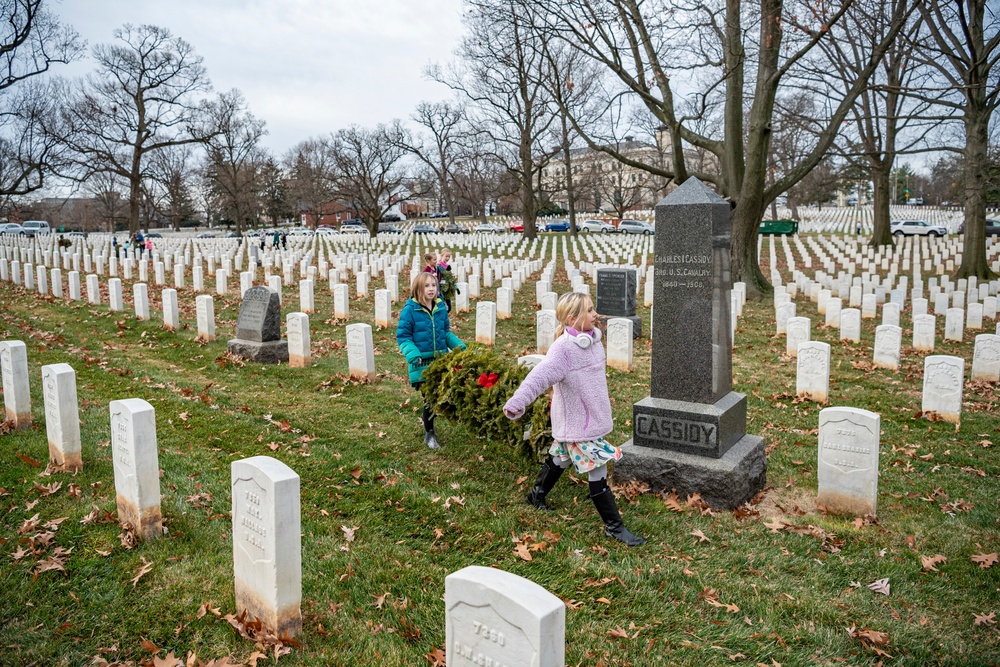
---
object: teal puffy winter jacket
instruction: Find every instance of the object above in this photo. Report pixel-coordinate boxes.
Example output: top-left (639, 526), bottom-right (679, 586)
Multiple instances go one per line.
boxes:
top-left (396, 297), bottom-right (465, 383)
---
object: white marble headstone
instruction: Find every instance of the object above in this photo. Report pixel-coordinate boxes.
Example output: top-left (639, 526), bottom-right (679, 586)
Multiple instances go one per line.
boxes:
top-left (446, 566), bottom-right (565, 667)
top-left (334, 284), bottom-right (350, 319)
top-left (971, 334), bottom-right (1000, 382)
top-left (476, 301), bottom-right (497, 346)
top-left (944, 307), bottom-right (964, 342)
top-left (912, 314), bottom-right (935, 352)
top-left (286, 312), bottom-right (311, 369)
top-left (840, 308), bottom-right (861, 343)
top-left (536, 309), bottom-right (556, 354)
top-left (196, 295), bottom-right (216, 342)
top-left (817, 407), bottom-right (880, 516)
top-left (109, 398), bottom-right (162, 540)
top-left (922, 355), bottom-right (964, 423)
top-left (346, 323), bottom-right (376, 381)
top-left (605, 318), bottom-right (633, 372)
top-left (162, 288), bottom-right (179, 331)
top-left (796, 341), bottom-right (830, 403)
top-left (873, 324), bottom-right (902, 370)
top-left (42, 363), bottom-right (81, 470)
top-left (1, 340), bottom-right (32, 428)
top-left (231, 456), bottom-right (302, 637)
top-left (785, 317), bottom-right (810, 357)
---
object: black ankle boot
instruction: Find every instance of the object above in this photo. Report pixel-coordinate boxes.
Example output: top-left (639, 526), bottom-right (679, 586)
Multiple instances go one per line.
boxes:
top-left (424, 429), bottom-right (440, 449)
top-left (589, 486), bottom-right (646, 546)
top-left (525, 459), bottom-right (565, 510)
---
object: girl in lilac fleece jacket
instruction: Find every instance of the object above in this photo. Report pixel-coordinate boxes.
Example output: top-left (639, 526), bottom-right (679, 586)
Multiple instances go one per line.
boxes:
top-left (504, 292), bottom-right (645, 546)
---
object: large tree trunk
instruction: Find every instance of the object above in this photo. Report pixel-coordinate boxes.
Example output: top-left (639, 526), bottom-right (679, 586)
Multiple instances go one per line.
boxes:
top-left (561, 114), bottom-right (578, 236)
top-left (957, 111), bottom-right (996, 279)
top-left (869, 165), bottom-right (895, 247)
top-left (730, 201), bottom-right (770, 296)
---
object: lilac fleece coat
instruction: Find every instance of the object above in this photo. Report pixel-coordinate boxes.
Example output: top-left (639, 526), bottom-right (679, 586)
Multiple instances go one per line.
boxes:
top-left (504, 332), bottom-right (612, 442)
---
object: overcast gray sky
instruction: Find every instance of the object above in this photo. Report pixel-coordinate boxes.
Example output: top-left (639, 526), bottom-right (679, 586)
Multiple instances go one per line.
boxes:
top-left (53, 0), bottom-right (466, 156)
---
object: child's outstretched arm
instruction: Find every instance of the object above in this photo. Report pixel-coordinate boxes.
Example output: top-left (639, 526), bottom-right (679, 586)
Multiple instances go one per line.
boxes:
top-left (503, 347), bottom-right (568, 419)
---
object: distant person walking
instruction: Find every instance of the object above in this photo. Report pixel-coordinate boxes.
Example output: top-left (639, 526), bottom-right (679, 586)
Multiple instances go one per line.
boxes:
top-left (503, 292), bottom-right (646, 546)
top-left (136, 232), bottom-right (145, 258)
top-left (272, 230), bottom-right (280, 249)
top-left (437, 248), bottom-right (457, 313)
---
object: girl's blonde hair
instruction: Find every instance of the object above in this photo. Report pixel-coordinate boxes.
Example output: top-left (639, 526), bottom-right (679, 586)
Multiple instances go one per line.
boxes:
top-left (554, 292), bottom-right (591, 338)
top-left (410, 271), bottom-right (438, 304)
top-left (423, 252), bottom-right (437, 265)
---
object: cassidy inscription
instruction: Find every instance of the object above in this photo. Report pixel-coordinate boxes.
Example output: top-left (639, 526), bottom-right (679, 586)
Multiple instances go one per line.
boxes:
top-left (635, 414), bottom-right (717, 449)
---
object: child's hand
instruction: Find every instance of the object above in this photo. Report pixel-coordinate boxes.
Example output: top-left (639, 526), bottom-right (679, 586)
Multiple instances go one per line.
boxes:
top-left (503, 406), bottom-right (523, 420)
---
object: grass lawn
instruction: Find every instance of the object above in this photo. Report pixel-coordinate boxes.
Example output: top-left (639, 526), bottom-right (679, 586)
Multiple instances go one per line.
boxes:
top-left (0, 236), bottom-right (998, 666)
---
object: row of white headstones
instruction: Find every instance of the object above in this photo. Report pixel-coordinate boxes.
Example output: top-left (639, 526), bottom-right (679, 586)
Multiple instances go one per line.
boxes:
top-left (1, 337), bottom-right (574, 657)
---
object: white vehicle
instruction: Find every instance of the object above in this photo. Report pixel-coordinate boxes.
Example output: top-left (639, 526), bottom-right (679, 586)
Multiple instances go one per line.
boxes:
top-left (890, 219), bottom-right (947, 237)
top-left (21, 220), bottom-right (51, 236)
top-left (618, 219), bottom-right (655, 235)
top-left (578, 219), bottom-right (617, 233)
top-left (0, 222), bottom-right (25, 235)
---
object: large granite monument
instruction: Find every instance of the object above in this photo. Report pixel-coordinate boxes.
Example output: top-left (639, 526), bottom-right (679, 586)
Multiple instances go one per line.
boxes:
top-left (228, 286), bottom-right (289, 363)
top-left (614, 178), bottom-right (766, 509)
top-left (596, 268), bottom-right (642, 338)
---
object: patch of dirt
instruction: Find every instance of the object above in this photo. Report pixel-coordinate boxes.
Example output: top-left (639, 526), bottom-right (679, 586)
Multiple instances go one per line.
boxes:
top-left (756, 485), bottom-right (818, 520)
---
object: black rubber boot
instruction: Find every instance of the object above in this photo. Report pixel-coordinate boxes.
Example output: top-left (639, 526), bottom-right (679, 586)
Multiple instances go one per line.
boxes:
top-left (589, 483), bottom-right (646, 546)
top-left (525, 458), bottom-right (566, 510)
top-left (422, 406), bottom-right (439, 449)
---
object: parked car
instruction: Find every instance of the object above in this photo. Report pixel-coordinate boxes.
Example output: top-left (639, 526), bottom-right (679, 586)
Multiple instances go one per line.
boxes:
top-left (225, 232), bottom-right (240, 238)
top-left (316, 226), bottom-right (339, 235)
top-left (473, 223), bottom-right (504, 233)
top-left (342, 218), bottom-right (363, 226)
top-left (287, 227), bottom-right (314, 236)
top-left (618, 219), bottom-right (655, 235)
top-left (146, 233), bottom-right (163, 239)
top-left (907, 197), bottom-right (924, 206)
top-left (340, 225), bottom-right (368, 234)
top-left (890, 219), bottom-right (946, 237)
top-left (66, 231), bottom-right (87, 238)
top-left (381, 212), bottom-right (406, 222)
top-left (412, 224), bottom-right (440, 234)
top-left (509, 220), bottom-right (524, 233)
top-left (196, 232), bottom-right (216, 238)
top-left (0, 223), bottom-right (24, 235)
top-left (544, 219), bottom-right (571, 232)
top-left (378, 223), bottom-right (402, 234)
top-left (21, 220), bottom-right (51, 236)
top-left (957, 219), bottom-right (1000, 235)
top-left (578, 219), bottom-right (616, 233)
top-left (430, 211), bottom-right (449, 218)
top-left (443, 223), bottom-right (469, 234)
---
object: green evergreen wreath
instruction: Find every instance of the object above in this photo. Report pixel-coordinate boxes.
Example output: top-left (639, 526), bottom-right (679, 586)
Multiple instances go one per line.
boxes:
top-left (420, 346), bottom-right (552, 460)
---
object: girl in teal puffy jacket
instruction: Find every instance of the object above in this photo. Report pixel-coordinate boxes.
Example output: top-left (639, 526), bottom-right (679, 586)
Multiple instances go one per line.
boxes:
top-left (396, 272), bottom-right (466, 449)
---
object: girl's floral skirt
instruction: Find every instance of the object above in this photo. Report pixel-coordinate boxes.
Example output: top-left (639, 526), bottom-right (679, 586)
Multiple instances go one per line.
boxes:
top-left (550, 437), bottom-right (622, 474)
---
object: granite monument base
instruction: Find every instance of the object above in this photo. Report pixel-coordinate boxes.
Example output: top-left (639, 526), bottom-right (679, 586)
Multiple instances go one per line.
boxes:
top-left (614, 435), bottom-right (766, 510)
top-left (632, 392), bottom-right (747, 458)
top-left (228, 339), bottom-right (289, 364)
top-left (596, 315), bottom-right (643, 338)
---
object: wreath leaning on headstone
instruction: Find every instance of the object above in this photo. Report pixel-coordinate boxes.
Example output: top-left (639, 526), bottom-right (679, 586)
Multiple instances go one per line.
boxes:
top-left (420, 346), bottom-right (552, 460)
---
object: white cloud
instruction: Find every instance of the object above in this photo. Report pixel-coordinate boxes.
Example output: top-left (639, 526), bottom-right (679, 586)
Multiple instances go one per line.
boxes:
top-left (52, 0), bottom-right (465, 154)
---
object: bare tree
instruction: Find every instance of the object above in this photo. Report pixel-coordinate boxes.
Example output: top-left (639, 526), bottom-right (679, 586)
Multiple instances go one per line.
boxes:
top-left (915, 0), bottom-right (999, 279)
top-left (522, 0), bottom-right (913, 295)
top-left (284, 138), bottom-right (334, 229)
top-left (59, 24), bottom-right (216, 235)
top-left (452, 129), bottom-right (512, 223)
top-left (0, 0), bottom-right (83, 196)
top-left (397, 101), bottom-right (465, 224)
top-left (149, 144), bottom-right (198, 231)
top-left (202, 90), bottom-right (268, 234)
top-left (258, 157), bottom-right (290, 227)
top-left (325, 123), bottom-right (411, 236)
top-left (86, 170), bottom-right (129, 232)
top-left (430, 0), bottom-right (558, 239)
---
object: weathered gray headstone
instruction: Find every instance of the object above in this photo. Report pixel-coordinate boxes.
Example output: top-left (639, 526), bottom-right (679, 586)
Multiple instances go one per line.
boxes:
top-left (228, 286), bottom-right (288, 363)
top-left (231, 456), bottom-right (302, 638)
top-left (42, 363), bottom-right (81, 470)
top-left (109, 399), bottom-right (162, 540)
top-left (817, 407), bottom-right (880, 516)
top-left (446, 566), bottom-right (564, 667)
top-left (596, 268), bottom-right (641, 337)
top-left (615, 178), bottom-right (765, 509)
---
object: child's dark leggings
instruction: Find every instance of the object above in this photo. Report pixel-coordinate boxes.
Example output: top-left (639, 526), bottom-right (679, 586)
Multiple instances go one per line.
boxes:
top-left (412, 381), bottom-right (435, 433)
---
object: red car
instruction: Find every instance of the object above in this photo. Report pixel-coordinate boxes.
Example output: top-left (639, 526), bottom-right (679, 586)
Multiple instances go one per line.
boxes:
top-left (509, 220), bottom-right (524, 232)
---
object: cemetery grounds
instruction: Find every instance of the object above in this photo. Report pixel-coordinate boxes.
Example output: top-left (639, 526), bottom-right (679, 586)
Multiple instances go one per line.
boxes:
top-left (0, 227), bottom-right (998, 666)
